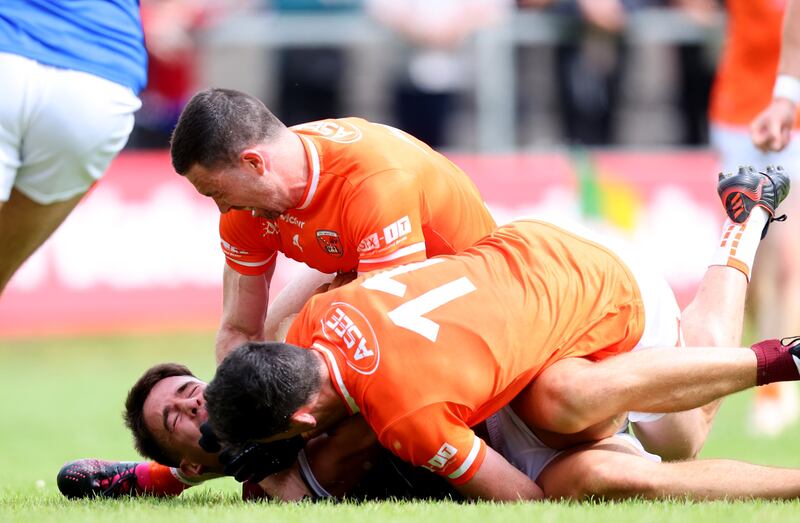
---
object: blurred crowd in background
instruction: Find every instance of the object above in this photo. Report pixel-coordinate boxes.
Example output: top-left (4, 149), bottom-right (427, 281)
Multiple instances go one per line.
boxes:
top-left (129, 0), bottom-right (726, 151)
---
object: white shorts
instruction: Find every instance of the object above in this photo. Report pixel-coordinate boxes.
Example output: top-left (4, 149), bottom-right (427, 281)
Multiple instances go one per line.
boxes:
top-left (711, 123), bottom-right (800, 179)
top-left (0, 52), bottom-right (141, 204)
top-left (486, 407), bottom-right (661, 480)
top-left (486, 406), bottom-right (661, 481)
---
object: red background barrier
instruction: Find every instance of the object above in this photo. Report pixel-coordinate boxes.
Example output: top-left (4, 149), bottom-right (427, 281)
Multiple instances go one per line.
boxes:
top-left (0, 150), bottom-right (723, 338)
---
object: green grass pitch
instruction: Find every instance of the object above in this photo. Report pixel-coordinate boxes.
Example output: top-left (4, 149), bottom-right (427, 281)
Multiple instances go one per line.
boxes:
top-left (1, 332), bottom-right (799, 522)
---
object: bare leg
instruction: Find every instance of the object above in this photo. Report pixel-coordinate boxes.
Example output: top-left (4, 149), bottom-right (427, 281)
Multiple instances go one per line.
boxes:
top-left (539, 437), bottom-right (800, 501)
top-left (682, 266), bottom-right (747, 349)
top-left (512, 347), bottom-right (757, 435)
top-left (633, 265), bottom-right (749, 460)
top-left (0, 189), bottom-right (84, 294)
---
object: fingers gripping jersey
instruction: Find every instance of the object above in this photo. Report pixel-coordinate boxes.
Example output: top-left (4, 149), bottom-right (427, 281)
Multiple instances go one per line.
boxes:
top-left (285, 220), bottom-right (645, 484)
top-left (219, 118), bottom-right (496, 275)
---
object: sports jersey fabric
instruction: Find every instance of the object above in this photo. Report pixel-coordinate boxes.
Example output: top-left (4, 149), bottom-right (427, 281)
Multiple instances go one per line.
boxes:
top-left (710, 0), bottom-right (799, 126)
top-left (285, 219), bottom-right (645, 485)
top-left (0, 0), bottom-right (147, 94)
top-left (219, 118), bottom-right (496, 275)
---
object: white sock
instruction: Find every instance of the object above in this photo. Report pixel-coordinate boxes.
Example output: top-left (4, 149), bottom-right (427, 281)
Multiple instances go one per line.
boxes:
top-left (709, 208), bottom-right (769, 280)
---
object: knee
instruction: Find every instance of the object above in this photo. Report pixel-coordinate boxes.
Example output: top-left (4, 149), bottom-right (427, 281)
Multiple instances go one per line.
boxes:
top-left (681, 308), bottom-right (730, 347)
top-left (637, 419), bottom-right (708, 462)
top-left (657, 434), bottom-right (704, 462)
top-left (534, 374), bottom-right (593, 434)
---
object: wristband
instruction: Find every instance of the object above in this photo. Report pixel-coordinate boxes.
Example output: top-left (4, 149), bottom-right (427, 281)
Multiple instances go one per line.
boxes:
top-left (773, 74), bottom-right (800, 106)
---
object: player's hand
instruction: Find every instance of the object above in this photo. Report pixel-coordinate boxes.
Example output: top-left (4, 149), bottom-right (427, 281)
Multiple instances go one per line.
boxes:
top-left (219, 436), bottom-right (305, 483)
top-left (750, 98), bottom-right (797, 153)
top-left (330, 271), bottom-right (357, 290)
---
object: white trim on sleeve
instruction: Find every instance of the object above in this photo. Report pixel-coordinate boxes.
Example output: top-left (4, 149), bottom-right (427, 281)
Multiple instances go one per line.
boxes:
top-left (447, 435), bottom-right (482, 480)
top-left (358, 242), bottom-right (426, 265)
top-left (225, 252), bottom-right (276, 268)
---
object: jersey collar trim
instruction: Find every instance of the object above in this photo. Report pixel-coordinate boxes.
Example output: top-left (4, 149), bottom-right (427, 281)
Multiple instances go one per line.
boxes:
top-left (296, 135), bottom-right (321, 210)
top-left (312, 341), bottom-right (360, 415)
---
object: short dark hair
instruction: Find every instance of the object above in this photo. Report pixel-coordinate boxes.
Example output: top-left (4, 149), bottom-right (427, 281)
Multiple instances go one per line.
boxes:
top-left (205, 342), bottom-right (321, 446)
top-left (124, 363), bottom-right (195, 467)
top-left (170, 88), bottom-right (286, 175)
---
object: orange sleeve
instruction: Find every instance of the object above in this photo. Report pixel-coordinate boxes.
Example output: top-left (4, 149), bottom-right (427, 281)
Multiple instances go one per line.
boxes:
top-left (378, 404), bottom-right (487, 486)
top-left (219, 211), bottom-right (278, 276)
top-left (343, 170), bottom-right (428, 272)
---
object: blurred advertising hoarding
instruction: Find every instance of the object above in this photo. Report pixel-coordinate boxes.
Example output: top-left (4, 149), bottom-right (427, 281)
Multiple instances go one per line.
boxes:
top-left (0, 150), bottom-right (722, 338)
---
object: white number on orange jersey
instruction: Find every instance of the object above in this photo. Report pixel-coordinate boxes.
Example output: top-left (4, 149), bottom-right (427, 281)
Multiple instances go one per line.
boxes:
top-left (361, 258), bottom-right (476, 342)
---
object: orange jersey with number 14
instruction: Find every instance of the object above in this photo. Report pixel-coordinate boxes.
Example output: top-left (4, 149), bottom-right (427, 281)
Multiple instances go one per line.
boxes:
top-left (286, 219), bottom-right (645, 485)
top-left (218, 117), bottom-right (496, 276)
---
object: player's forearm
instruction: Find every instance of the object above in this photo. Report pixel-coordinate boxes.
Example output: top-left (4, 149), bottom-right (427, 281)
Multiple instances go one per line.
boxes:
top-left (773, 0), bottom-right (800, 110)
top-left (780, 0), bottom-right (800, 80)
top-left (215, 324), bottom-right (261, 364)
top-left (263, 268), bottom-right (334, 340)
top-left (216, 266), bottom-right (270, 364)
top-left (455, 446), bottom-right (544, 501)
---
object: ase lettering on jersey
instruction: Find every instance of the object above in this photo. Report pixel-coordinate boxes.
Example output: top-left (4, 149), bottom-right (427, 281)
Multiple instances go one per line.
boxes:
top-left (321, 302), bottom-right (380, 374)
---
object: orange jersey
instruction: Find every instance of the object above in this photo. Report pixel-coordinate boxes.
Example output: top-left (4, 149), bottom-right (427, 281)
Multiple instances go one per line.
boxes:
top-left (710, 0), bottom-right (799, 126)
top-left (285, 219), bottom-right (645, 485)
top-left (219, 118), bottom-right (496, 275)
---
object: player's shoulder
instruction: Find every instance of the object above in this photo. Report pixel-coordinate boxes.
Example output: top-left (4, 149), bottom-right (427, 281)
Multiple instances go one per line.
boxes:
top-left (290, 117), bottom-right (375, 146)
top-left (291, 117), bottom-right (413, 157)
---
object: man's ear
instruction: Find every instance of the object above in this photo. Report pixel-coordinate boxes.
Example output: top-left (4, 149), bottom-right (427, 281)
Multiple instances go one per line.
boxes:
top-left (240, 148), bottom-right (269, 175)
top-left (290, 410), bottom-right (317, 431)
top-left (178, 459), bottom-right (205, 478)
